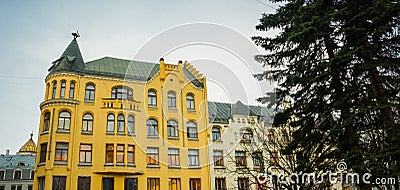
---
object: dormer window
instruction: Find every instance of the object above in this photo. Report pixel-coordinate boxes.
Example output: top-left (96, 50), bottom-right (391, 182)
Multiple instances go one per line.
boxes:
top-left (16, 162), bottom-right (26, 166)
top-left (111, 86), bottom-right (133, 100)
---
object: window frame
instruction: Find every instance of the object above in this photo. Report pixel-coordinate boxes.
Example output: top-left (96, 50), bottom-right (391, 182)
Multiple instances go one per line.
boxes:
top-left (124, 178), bottom-right (138, 190)
top-left (117, 114), bottom-right (125, 134)
top-left (52, 81), bottom-right (57, 99)
top-left (55, 142), bottom-right (69, 162)
top-left (238, 178), bottom-right (249, 190)
top-left (169, 178), bottom-right (181, 190)
top-left (116, 144), bottom-right (125, 164)
top-left (187, 122), bottom-right (198, 139)
top-left (212, 127), bottom-right (221, 141)
top-left (167, 91), bottom-right (176, 109)
top-left (43, 112), bottom-right (50, 132)
top-left (52, 176), bottom-right (66, 190)
top-left (39, 143), bottom-right (47, 163)
top-left (84, 84), bottom-right (95, 102)
top-left (188, 149), bottom-right (199, 167)
top-left (213, 150), bottom-right (224, 167)
top-left (146, 147), bottom-right (159, 166)
top-left (127, 145), bottom-right (135, 165)
top-left (77, 177), bottom-right (91, 190)
top-left (79, 144), bottom-right (92, 164)
top-left (146, 119), bottom-right (158, 137)
top-left (168, 148), bottom-right (180, 167)
top-left (69, 82), bottom-right (75, 99)
top-left (60, 81), bottom-right (66, 98)
top-left (235, 151), bottom-right (247, 167)
top-left (107, 114), bottom-right (115, 133)
top-left (167, 120), bottom-right (179, 138)
top-left (147, 90), bottom-right (157, 107)
top-left (105, 144), bottom-right (114, 164)
top-left (13, 170), bottom-right (22, 180)
top-left (189, 178), bottom-right (201, 190)
top-left (57, 111), bottom-right (71, 131)
top-left (215, 178), bottom-right (226, 190)
top-left (147, 178), bottom-right (160, 190)
top-left (127, 115), bottom-right (134, 134)
top-left (82, 113), bottom-right (93, 133)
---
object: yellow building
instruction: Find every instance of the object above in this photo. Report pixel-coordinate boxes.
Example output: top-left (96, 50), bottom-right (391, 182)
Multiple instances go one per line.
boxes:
top-left (33, 35), bottom-right (210, 190)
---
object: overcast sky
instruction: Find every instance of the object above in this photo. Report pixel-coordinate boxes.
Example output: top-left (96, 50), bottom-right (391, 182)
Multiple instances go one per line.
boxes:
top-left (0, 0), bottom-right (278, 153)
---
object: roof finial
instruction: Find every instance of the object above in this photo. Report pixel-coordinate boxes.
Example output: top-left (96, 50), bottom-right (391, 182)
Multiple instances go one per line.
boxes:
top-left (72, 31), bottom-right (80, 39)
top-left (30, 132), bottom-right (33, 139)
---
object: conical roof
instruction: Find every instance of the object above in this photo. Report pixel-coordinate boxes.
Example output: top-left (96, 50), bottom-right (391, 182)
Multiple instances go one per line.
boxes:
top-left (49, 38), bottom-right (85, 73)
top-left (17, 133), bottom-right (36, 155)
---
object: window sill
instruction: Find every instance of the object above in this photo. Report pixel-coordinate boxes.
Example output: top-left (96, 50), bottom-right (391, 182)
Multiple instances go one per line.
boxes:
top-left (106, 132), bottom-right (115, 135)
top-left (214, 166), bottom-right (226, 169)
top-left (116, 163), bottom-right (125, 166)
top-left (104, 163), bottom-right (114, 166)
top-left (56, 130), bottom-right (70, 134)
top-left (127, 163), bottom-right (136, 167)
top-left (148, 105), bottom-right (157, 109)
top-left (78, 163), bottom-right (92, 166)
top-left (187, 109), bottom-right (196, 113)
top-left (212, 139), bottom-right (223, 143)
top-left (117, 132), bottom-right (126, 136)
top-left (168, 166), bottom-right (181, 169)
top-left (147, 165), bottom-right (160, 168)
top-left (128, 133), bottom-right (136, 137)
top-left (81, 131), bottom-right (93, 135)
top-left (41, 131), bottom-right (49, 135)
top-left (168, 137), bottom-right (180, 140)
top-left (168, 108), bottom-right (177, 111)
top-left (84, 100), bottom-right (95, 104)
top-left (54, 161), bottom-right (67, 165)
top-left (37, 162), bottom-right (45, 167)
top-left (188, 138), bottom-right (199, 141)
top-left (188, 166), bottom-right (201, 169)
top-left (147, 136), bottom-right (159, 139)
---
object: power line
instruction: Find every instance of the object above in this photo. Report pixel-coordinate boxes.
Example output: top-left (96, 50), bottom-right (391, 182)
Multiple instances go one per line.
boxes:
top-left (0, 74), bottom-right (42, 80)
top-left (255, 0), bottom-right (277, 11)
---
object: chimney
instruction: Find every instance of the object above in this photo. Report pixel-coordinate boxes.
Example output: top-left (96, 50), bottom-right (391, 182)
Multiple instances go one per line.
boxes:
top-left (6, 149), bottom-right (9, 155)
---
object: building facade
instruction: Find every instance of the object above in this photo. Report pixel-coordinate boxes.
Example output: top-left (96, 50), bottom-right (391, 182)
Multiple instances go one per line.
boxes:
top-left (208, 101), bottom-right (274, 190)
top-left (0, 134), bottom-right (37, 190)
top-left (33, 36), bottom-right (210, 190)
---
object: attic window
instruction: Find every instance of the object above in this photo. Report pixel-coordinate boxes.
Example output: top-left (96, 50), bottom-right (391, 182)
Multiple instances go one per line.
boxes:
top-left (17, 162), bottom-right (26, 166)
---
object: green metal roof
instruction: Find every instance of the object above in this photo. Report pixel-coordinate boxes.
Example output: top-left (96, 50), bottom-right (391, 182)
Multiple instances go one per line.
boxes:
top-left (208, 101), bottom-right (274, 124)
top-left (48, 39), bottom-right (204, 88)
top-left (0, 154), bottom-right (36, 170)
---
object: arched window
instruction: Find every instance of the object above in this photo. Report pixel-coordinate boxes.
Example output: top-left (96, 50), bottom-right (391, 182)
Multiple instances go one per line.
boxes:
top-left (168, 91), bottom-right (176, 109)
top-left (85, 84), bottom-right (95, 101)
top-left (58, 111), bottom-right (71, 130)
top-left (107, 114), bottom-right (115, 133)
top-left (117, 114), bottom-right (125, 133)
top-left (240, 128), bottom-right (253, 141)
top-left (187, 122), bottom-right (198, 139)
top-left (111, 86), bottom-right (133, 100)
top-left (128, 115), bottom-right (134, 134)
top-left (43, 112), bottom-right (50, 132)
top-left (148, 90), bottom-right (157, 107)
top-left (186, 93), bottom-right (195, 110)
top-left (212, 127), bottom-right (221, 141)
top-left (82, 113), bottom-right (93, 133)
top-left (167, 120), bottom-right (178, 137)
top-left (60, 81), bottom-right (66, 98)
top-left (52, 81), bottom-right (57, 99)
top-left (147, 119), bottom-right (158, 137)
top-left (45, 83), bottom-right (50, 100)
top-left (69, 82), bottom-right (75, 99)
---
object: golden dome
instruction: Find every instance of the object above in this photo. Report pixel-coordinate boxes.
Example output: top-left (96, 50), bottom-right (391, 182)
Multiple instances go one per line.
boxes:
top-left (18, 133), bottom-right (37, 155)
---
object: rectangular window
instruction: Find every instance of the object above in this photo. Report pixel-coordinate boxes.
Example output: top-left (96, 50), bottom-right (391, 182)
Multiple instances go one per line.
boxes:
top-left (124, 178), bottom-right (138, 190)
top-left (146, 147), bottom-right (159, 165)
top-left (0, 171), bottom-right (4, 180)
top-left (189, 178), bottom-right (201, 190)
top-left (147, 178), bottom-right (160, 190)
top-left (168, 148), bottom-right (180, 167)
top-left (253, 152), bottom-right (263, 167)
top-left (30, 170), bottom-right (34, 180)
top-left (213, 150), bottom-right (224, 167)
top-left (102, 178), bottom-right (114, 190)
top-left (169, 178), bottom-right (181, 190)
top-left (215, 178), bottom-right (226, 190)
top-left (188, 149), bottom-right (199, 167)
top-left (28, 186), bottom-right (33, 190)
top-left (238, 178), bottom-right (249, 190)
top-left (60, 82), bottom-right (66, 98)
top-left (40, 143), bottom-right (47, 163)
top-left (14, 170), bottom-right (21, 180)
top-left (78, 177), bottom-right (91, 190)
top-left (55, 142), bottom-right (68, 162)
top-left (17, 186), bottom-right (22, 190)
top-left (52, 176), bottom-right (66, 190)
top-left (69, 82), bottom-right (75, 99)
top-left (11, 186), bottom-right (15, 190)
top-left (235, 151), bottom-right (247, 167)
top-left (127, 145), bottom-right (135, 164)
top-left (52, 82), bottom-right (57, 99)
top-left (38, 177), bottom-right (45, 190)
top-left (0, 186), bottom-right (4, 190)
top-left (117, 144), bottom-right (125, 163)
top-left (106, 144), bottom-right (114, 164)
top-left (79, 144), bottom-right (92, 163)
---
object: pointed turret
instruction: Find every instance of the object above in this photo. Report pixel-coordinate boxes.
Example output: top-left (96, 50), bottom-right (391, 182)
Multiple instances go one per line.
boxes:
top-left (17, 133), bottom-right (37, 155)
top-left (49, 33), bottom-right (85, 73)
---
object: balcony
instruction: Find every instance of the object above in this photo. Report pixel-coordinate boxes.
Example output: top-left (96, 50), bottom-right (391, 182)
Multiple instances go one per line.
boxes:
top-left (40, 98), bottom-right (80, 110)
top-left (102, 98), bottom-right (141, 111)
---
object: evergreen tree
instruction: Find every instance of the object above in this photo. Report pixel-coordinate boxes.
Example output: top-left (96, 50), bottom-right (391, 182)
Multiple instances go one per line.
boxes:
top-left (253, 0), bottom-right (399, 189)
